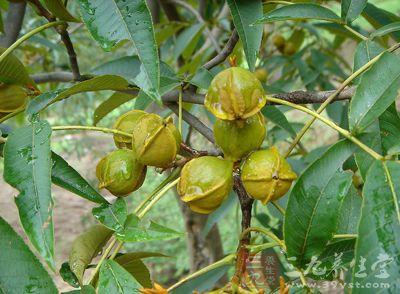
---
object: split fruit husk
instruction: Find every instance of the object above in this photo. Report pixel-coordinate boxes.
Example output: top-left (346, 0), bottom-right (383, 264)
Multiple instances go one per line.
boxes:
top-left (96, 149), bottom-right (146, 196)
top-left (132, 113), bottom-right (181, 168)
top-left (178, 156), bottom-right (233, 214)
top-left (205, 67), bottom-right (266, 120)
top-left (113, 110), bottom-right (146, 149)
top-left (241, 147), bottom-right (297, 204)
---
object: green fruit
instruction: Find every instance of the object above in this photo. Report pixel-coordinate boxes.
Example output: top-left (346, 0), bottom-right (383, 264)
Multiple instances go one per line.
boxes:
top-left (205, 67), bottom-right (266, 120)
top-left (178, 156), bottom-right (233, 214)
top-left (113, 110), bottom-right (147, 149)
top-left (241, 147), bottom-right (297, 204)
top-left (133, 113), bottom-right (181, 168)
top-left (283, 42), bottom-right (296, 56)
top-left (214, 112), bottom-right (266, 162)
top-left (0, 84), bottom-right (28, 113)
top-left (254, 68), bottom-right (268, 83)
top-left (272, 34), bottom-right (285, 50)
top-left (96, 149), bottom-right (146, 196)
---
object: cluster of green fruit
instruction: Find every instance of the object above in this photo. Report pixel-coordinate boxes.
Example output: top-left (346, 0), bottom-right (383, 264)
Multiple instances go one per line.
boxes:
top-left (96, 67), bottom-right (296, 214)
top-left (96, 111), bottom-right (181, 196)
top-left (178, 67), bottom-right (297, 213)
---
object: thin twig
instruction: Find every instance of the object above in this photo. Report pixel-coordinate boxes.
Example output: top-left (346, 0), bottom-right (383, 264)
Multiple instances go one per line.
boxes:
top-left (204, 29), bottom-right (239, 70)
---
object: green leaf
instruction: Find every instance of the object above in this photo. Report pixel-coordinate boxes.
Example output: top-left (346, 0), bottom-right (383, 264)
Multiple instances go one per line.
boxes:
top-left (336, 186), bottom-right (362, 235)
top-left (262, 105), bottom-right (296, 137)
top-left (257, 4), bottom-right (340, 24)
top-left (0, 216), bottom-right (57, 293)
top-left (362, 3), bottom-right (400, 41)
top-left (353, 40), bottom-right (384, 73)
top-left (190, 67), bottom-right (215, 90)
top-left (349, 53), bottom-right (400, 134)
top-left (309, 239), bottom-right (356, 280)
top-left (77, 0), bottom-right (160, 99)
top-left (370, 21), bottom-right (400, 39)
top-left (379, 103), bottom-right (400, 154)
top-left (388, 143), bottom-right (400, 156)
top-left (171, 266), bottom-right (230, 294)
top-left (51, 152), bottom-right (108, 204)
top-left (69, 225), bottom-right (113, 284)
top-left (60, 262), bottom-right (80, 288)
top-left (353, 161), bottom-right (400, 291)
top-left (341, 0), bottom-right (367, 23)
top-left (114, 252), bottom-right (166, 288)
top-left (93, 92), bottom-right (137, 126)
top-left (116, 214), bottom-right (182, 243)
top-left (355, 130), bottom-right (382, 180)
top-left (3, 120), bottom-right (55, 269)
top-left (92, 199), bottom-right (127, 232)
top-left (63, 285), bottom-right (96, 294)
top-left (0, 47), bottom-right (36, 87)
top-left (41, 0), bottom-right (79, 22)
top-left (284, 140), bottom-right (356, 267)
top-left (227, 0), bottom-right (263, 71)
top-left (26, 75), bottom-right (130, 116)
top-left (98, 260), bottom-right (141, 294)
top-left (174, 23), bottom-right (204, 61)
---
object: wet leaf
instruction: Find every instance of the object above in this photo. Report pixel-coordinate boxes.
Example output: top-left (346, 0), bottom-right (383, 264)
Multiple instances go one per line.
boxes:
top-left (77, 0), bottom-right (160, 100)
top-left (52, 152), bottom-right (108, 204)
top-left (3, 120), bottom-right (55, 269)
top-left (98, 260), bottom-right (140, 293)
top-left (0, 216), bottom-right (57, 293)
top-left (349, 53), bottom-right (400, 134)
top-left (116, 215), bottom-right (182, 243)
top-left (353, 161), bottom-right (400, 291)
top-left (284, 140), bottom-right (356, 267)
top-left (69, 225), bottom-right (113, 284)
top-left (92, 198), bottom-right (127, 232)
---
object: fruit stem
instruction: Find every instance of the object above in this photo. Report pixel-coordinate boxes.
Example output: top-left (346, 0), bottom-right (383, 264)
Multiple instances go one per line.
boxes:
top-left (240, 227), bottom-right (286, 251)
top-left (0, 21), bottom-right (66, 64)
top-left (178, 88), bottom-right (183, 135)
top-left (267, 97), bottom-right (383, 161)
top-left (283, 41), bottom-right (400, 158)
top-left (272, 201), bottom-right (286, 215)
top-left (167, 254), bottom-right (236, 292)
top-left (52, 125), bottom-right (133, 138)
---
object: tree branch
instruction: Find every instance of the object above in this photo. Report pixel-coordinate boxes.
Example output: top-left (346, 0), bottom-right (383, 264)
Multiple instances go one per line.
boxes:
top-left (203, 29), bottom-right (239, 70)
top-left (231, 172), bottom-right (254, 285)
top-left (27, 0), bottom-right (81, 80)
top-left (0, 1), bottom-right (27, 47)
top-left (168, 104), bottom-right (215, 144)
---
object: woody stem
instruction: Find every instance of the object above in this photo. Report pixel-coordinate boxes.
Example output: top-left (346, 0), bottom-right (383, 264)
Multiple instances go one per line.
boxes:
top-left (231, 172), bottom-right (254, 285)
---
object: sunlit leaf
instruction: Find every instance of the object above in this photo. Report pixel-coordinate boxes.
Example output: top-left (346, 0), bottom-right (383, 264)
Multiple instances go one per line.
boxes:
top-left (0, 48), bottom-right (36, 87)
top-left (76, 0), bottom-right (160, 99)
